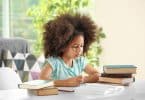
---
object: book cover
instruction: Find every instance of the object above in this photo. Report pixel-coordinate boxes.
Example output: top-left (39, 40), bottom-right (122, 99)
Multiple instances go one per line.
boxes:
top-left (103, 65), bottom-right (137, 68)
top-left (103, 65), bottom-right (137, 74)
top-left (18, 80), bottom-right (54, 89)
top-left (29, 87), bottom-right (58, 96)
top-left (98, 77), bottom-right (134, 85)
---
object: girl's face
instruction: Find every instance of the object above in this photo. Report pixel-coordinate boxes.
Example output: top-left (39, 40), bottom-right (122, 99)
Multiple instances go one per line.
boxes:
top-left (62, 35), bottom-right (84, 59)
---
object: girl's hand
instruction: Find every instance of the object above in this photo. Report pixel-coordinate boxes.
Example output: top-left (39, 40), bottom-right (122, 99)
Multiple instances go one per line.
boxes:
top-left (54, 76), bottom-right (83, 87)
top-left (66, 75), bottom-right (83, 85)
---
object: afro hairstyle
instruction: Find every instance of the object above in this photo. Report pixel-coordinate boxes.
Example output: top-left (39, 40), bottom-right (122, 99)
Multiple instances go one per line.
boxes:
top-left (43, 13), bottom-right (98, 58)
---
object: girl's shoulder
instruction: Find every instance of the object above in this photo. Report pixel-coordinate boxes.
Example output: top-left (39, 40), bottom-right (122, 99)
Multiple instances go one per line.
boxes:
top-left (46, 56), bottom-right (61, 63)
top-left (45, 56), bottom-right (62, 70)
top-left (74, 56), bottom-right (88, 69)
top-left (75, 56), bottom-right (87, 63)
top-left (76, 56), bottom-right (86, 60)
top-left (46, 56), bottom-right (59, 60)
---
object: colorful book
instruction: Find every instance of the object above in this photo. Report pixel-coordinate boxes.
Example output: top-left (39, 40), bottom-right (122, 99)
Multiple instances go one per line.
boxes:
top-left (103, 65), bottom-right (137, 74)
top-left (18, 80), bottom-right (54, 89)
top-left (98, 77), bottom-right (135, 85)
top-left (29, 87), bottom-right (58, 96)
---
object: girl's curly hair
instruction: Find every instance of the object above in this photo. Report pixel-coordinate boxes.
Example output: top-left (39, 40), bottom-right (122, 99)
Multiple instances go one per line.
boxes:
top-left (43, 13), bottom-right (98, 58)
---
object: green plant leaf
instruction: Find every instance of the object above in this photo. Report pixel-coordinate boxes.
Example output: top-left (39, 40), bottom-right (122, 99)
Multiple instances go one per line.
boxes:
top-left (27, 0), bottom-right (106, 66)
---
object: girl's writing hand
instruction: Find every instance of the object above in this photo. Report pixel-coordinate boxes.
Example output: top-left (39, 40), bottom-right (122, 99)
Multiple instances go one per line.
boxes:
top-left (54, 76), bottom-right (83, 87)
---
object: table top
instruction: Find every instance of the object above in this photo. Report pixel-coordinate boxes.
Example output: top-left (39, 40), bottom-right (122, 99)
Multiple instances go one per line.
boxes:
top-left (0, 80), bottom-right (145, 100)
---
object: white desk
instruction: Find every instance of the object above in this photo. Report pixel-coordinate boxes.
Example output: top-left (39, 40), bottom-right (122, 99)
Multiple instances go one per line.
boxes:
top-left (0, 80), bottom-right (145, 100)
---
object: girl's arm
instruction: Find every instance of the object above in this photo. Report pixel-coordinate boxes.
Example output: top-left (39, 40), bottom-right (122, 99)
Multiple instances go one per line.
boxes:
top-left (83, 64), bottom-right (100, 83)
top-left (54, 76), bottom-right (82, 87)
top-left (40, 64), bottom-right (53, 80)
top-left (40, 64), bottom-right (82, 86)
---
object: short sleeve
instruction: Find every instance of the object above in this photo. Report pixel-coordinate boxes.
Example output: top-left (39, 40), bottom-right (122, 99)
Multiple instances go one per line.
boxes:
top-left (76, 56), bottom-right (88, 71)
top-left (44, 57), bottom-right (57, 71)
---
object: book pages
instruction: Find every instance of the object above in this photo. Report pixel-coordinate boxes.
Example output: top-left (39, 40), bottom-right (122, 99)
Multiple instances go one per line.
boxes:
top-left (75, 83), bottom-right (125, 99)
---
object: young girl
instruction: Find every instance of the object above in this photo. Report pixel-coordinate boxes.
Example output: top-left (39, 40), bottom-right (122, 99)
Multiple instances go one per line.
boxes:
top-left (40, 13), bottom-right (100, 87)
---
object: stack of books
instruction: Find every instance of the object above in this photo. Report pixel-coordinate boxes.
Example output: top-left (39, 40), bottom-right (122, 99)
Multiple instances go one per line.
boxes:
top-left (18, 79), bottom-right (76, 96)
top-left (18, 80), bottom-right (58, 96)
top-left (98, 65), bottom-right (137, 86)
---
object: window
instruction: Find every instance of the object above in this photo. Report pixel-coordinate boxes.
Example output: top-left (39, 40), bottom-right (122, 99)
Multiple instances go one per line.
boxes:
top-left (10, 0), bottom-right (38, 38)
top-left (1, 0), bottom-right (95, 55)
top-left (10, 0), bottom-right (39, 41)
top-left (0, 0), bottom-right (39, 50)
top-left (0, 1), bottom-right (2, 36)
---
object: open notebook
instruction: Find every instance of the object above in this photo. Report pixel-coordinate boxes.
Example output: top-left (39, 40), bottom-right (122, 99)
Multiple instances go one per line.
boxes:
top-left (75, 83), bottom-right (125, 99)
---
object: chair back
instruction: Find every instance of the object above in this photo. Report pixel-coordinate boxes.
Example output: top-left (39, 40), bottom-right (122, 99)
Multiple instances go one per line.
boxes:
top-left (0, 67), bottom-right (22, 89)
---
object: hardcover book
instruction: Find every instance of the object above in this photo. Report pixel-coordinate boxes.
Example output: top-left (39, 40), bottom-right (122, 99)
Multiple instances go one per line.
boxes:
top-left (29, 87), bottom-right (58, 96)
top-left (18, 80), bottom-right (54, 89)
top-left (103, 65), bottom-right (137, 74)
top-left (98, 77), bottom-right (134, 85)
top-left (101, 73), bottom-right (133, 78)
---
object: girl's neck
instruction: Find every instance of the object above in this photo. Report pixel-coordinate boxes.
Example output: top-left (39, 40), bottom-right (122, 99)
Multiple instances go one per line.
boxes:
top-left (61, 56), bottom-right (73, 67)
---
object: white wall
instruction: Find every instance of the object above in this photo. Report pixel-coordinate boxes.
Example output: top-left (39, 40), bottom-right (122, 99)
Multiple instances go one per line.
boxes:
top-left (94, 0), bottom-right (145, 79)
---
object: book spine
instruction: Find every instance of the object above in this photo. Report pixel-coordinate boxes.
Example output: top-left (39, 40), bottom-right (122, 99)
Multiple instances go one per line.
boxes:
top-left (36, 88), bottom-right (58, 96)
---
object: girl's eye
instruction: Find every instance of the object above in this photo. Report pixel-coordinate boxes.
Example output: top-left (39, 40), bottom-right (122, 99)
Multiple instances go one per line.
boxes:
top-left (71, 45), bottom-right (84, 50)
top-left (72, 45), bottom-right (79, 48)
top-left (80, 45), bottom-right (84, 47)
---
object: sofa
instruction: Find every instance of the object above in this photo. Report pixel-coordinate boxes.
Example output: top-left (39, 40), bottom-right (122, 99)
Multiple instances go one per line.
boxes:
top-left (0, 37), bottom-right (43, 82)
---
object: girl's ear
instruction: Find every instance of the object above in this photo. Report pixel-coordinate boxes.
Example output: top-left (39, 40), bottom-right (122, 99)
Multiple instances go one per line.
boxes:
top-left (62, 48), bottom-right (67, 53)
top-left (60, 48), bottom-right (65, 55)
top-left (61, 45), bottom-right (68, 52)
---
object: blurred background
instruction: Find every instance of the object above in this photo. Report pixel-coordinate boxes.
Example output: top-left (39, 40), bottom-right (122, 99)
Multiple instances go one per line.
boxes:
top-left (0, 0), bottom-right (144, 79)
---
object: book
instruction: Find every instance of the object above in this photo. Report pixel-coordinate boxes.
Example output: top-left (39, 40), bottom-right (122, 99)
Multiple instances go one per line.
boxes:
top-left (101, 73), bottom-right (133, 78)
top-left (18, 80), bottom-right (54, 89)
top-left (29, 87), bottom-right (58, 96)
top-left (103, 65), bottom-right (137, 74)
top-left (98, 77), bottom-right (135, 85)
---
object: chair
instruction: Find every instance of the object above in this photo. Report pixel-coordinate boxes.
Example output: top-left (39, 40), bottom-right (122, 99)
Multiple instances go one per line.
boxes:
top-left (0, 67), bottom-right (22, 89)
top-left (0, 37), bottom-right (29, 89)
top-left (0, 37), bottom-right (29, 58)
